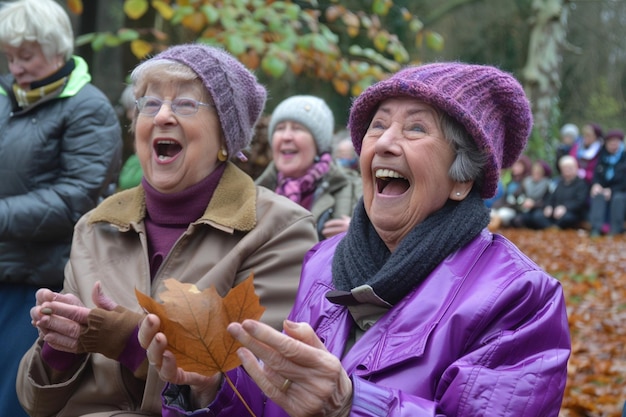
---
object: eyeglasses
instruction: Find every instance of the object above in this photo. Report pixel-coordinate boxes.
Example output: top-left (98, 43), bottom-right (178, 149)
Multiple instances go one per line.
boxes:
top-left (135, 96), bottom-right (213, 116)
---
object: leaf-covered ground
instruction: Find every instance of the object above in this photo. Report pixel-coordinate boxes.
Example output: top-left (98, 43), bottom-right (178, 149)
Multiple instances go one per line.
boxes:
top-left (499, 228), bottom-right (626, 417)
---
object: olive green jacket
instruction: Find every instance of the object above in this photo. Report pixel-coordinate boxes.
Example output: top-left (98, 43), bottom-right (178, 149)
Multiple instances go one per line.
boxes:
top-left (256, 161), bottom-right (362, 238)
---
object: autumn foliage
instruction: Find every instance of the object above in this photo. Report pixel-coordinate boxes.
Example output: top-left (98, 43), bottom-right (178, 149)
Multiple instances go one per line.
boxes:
top-left (499, 228), bottom-right (626, 417)
top-left (136, 275), bottom-right (265, 376)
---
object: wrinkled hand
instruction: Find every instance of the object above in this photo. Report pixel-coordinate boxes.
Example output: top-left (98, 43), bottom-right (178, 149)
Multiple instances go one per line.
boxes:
top-left (138, 314), bottom-right (221, 408)
top-left (31, 281), bottom-right (117, 353)
top-left (229, 319), bottom-right (353, 417)
top-left (321, 216), bottom-right (352, 239)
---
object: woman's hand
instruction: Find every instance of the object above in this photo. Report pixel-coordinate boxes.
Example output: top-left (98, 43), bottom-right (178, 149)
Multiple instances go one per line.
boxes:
top-left (31, 281), bottom-right (116, 353)
top-left (137, 314), bottom-right (222, 408)
top-left (228, 319), bottom-right (352, 417)
top-left (321, 215), bottom-right (352, 239)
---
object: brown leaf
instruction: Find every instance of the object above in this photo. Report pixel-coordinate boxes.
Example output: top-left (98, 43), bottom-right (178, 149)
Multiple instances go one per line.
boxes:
top-left (136, 274), bottom-right (265, 376)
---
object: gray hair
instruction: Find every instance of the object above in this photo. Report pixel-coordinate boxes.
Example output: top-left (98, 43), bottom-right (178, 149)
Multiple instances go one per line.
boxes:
top-left (0, 0), bottom-right (74, 61)
top-left (440, 112), bottom-right (488, 189)
top-left (130, 59), bottom-right (207, 100)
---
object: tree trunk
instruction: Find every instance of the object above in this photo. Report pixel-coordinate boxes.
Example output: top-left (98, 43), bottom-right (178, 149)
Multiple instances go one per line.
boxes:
top-left (521, 0), bottom-right (569, 143)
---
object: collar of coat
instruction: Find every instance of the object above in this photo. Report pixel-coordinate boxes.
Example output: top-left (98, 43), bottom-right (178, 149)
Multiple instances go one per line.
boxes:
top-left (89, 162), bottom-right (257, 233)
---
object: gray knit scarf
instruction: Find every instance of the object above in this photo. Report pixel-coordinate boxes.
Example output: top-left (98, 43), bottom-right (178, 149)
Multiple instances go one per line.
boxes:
top-left (332, 191), bottom-right (490, 305)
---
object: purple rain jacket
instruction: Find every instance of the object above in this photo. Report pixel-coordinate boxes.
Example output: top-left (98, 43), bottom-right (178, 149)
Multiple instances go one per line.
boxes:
top-left (163, 229), bottom-right (571, 417)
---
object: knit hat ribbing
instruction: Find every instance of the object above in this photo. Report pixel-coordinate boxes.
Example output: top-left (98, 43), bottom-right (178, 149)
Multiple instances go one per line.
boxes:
top-left (154, 44), bottom-right (267, 158)
top-left (348, 62), bottom-right (532, 199)
top-left (268, 95), bottom-right (335, 154)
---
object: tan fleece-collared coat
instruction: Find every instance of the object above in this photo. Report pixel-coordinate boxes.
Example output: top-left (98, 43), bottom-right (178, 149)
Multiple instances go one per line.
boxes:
top-left (17, 162), bottom-right (318, 417)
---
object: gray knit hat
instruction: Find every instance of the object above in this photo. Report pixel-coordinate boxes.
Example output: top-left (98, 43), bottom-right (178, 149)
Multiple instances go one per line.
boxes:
top-left (154, 44), bottom-right (267, 158)
top-left (348, 62), bottom-right (532, 199)
top-left (268, 95), bottom-right (335, 154)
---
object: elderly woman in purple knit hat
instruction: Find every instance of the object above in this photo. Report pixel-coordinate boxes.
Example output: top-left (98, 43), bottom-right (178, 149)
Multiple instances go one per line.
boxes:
top-left (140, 63), bottom-right (571, 416)
top-left (17, 44), bottom-right (318, 416)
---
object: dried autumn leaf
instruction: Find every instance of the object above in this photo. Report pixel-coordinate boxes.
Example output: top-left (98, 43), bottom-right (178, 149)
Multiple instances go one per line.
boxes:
top-left (181, 11), bottom-right (207, 33)
top-left (124, 0), bottom-right (149, 20)
top-left (66, 0), bottom-right (83, 15)
top-left (130, 39), bottom-right (152, 59)
top-left (136, 274), bottom-right (265, 376)
top-left (152, 0), bottom-right (174, 20)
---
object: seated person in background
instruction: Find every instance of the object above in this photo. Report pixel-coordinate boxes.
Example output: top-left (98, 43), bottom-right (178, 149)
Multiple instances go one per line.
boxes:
top-left (256, 95), bottom-right (362, 240)
top-left (555, 123), bottom-right (579, 175)
top-left (570, 122), bottom-right (603, 184)
top-left (589, 129), bottom-right (626, 237)
top-left (334, 135), bottom-right (360, 173)
top-left (490, 155), bottom-right (531, 226)
top-left (140, 61), bottom-right (570, 417)
top-left (525, 155), bottom-right (589, 229)
top-left (512, 159), bottom-right (553, 227)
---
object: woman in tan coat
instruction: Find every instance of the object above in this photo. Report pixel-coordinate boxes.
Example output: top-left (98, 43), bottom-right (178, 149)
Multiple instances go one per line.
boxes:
top-left (17, 44), bottom-right (318, 417)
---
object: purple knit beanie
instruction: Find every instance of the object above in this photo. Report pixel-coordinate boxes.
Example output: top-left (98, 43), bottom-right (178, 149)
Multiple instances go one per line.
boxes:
top-left (154, 44), bottom-right (267, 158)
top-left (348, 62), bottom-right (532, 198)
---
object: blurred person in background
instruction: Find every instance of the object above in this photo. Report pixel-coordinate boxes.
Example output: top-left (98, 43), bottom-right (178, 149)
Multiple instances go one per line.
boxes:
top-left (554, 123), bottom-right (579, 175)
top-left (525, 155), bottom-right (589, 230)
top-left (489, 154), bottom-right (532, 227)
top-left (0, 0), bottom-right (122, 415)
top-left (256, 95), bottom-right (362, 240)
top-left (588, 129), bottom-right (626, 237)
top-left (334, 134), bottom-right (360, 174)
top-left (570, 122), bottom-right (603, 184)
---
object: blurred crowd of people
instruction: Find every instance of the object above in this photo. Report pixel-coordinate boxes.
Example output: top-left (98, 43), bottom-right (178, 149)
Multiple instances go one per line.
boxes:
top-left (488, 122), bottom-right (626, 237)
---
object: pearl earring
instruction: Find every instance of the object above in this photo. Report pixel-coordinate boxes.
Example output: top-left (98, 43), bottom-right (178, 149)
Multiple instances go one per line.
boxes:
top-left (456, 192), bottom-right (461, 196)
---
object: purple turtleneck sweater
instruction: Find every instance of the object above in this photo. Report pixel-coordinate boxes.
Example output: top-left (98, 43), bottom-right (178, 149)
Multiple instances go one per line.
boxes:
top-left (42, 164), bottom-right (226, 373)
top-left (143, 163), bottom-right (225, 278)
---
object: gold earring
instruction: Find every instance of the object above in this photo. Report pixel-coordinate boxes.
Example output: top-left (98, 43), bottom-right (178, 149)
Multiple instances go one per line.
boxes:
top-left (217, 147), bottom-right (228, 162)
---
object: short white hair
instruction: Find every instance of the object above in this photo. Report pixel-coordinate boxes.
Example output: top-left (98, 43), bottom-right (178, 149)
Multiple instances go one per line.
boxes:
top-left (0, 0), bottom-right (74, 61)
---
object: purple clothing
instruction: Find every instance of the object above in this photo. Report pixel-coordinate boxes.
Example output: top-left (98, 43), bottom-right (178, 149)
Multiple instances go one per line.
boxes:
top-left (163, 229), bottom-right (570, 417)
top-left (143, 164), bottom-right (225, 277)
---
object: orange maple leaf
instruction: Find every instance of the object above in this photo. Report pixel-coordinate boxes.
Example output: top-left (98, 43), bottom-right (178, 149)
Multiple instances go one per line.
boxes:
top-left (135, 274), bottom-right (265, 377)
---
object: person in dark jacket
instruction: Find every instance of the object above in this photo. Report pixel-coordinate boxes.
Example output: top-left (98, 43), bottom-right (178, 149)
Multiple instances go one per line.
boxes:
top-left (139, 62), bottom-right (570, 417)
top-left (589, 129), bottom-right (626, 236)
top-left (256, 95), bottom-right (362, 240)
top-left (0, 0), bottom-right (122, 415)
top-left (526, 155), bottom-right (589, 229)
